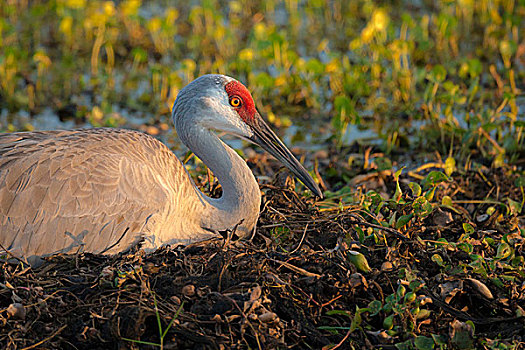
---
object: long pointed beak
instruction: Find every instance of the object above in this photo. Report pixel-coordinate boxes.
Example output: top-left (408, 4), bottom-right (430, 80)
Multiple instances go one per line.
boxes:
top-left (248, 111), bottom-right (323, 198)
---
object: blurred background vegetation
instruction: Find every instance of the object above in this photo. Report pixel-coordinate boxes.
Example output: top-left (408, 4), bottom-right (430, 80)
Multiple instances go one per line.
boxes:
top-left (1, 2), bottom-right (524, 348)
top-left (0, 0), bottom-right (523, 165)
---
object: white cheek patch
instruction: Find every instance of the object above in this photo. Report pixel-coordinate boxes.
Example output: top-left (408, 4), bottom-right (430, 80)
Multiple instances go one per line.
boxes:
top-left (199, 97), bottom-right (254, 139)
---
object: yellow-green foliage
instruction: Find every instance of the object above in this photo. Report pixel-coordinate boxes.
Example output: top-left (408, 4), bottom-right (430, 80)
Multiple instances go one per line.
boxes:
top-left (0, 0), bottom-right (522, 159)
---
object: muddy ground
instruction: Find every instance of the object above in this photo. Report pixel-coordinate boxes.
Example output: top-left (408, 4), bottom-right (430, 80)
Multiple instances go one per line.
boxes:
top-left (1, 152), bottom-right (524, 349)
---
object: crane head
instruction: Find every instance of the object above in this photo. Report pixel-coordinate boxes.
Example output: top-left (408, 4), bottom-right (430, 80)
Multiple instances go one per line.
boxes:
top-left (173, 74), bottom-right (323, 198)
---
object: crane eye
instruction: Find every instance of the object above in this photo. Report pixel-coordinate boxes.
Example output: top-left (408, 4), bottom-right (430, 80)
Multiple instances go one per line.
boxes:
top-left (229, 96), bottom-right (242, 107)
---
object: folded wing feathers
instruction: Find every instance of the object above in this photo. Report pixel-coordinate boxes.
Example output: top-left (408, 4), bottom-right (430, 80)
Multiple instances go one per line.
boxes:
top-left (0, 128), bottom-right (182, 257)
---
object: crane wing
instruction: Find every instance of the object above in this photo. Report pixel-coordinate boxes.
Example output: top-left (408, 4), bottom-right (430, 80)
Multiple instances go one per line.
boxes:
top-left (0, 129), bottom-right (173, 258)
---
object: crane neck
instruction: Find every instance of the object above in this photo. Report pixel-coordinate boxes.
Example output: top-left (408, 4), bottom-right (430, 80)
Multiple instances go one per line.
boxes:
top-left (178, 123), bottom-right (261, 235)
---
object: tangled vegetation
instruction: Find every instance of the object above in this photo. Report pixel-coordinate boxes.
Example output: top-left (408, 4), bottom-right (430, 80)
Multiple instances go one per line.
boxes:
top-left (0, 0), bottom-right (524, 349)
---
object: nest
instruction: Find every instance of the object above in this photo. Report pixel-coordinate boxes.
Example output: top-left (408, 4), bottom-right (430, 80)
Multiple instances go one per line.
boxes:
top-left (1, 167), bottom-right (524, 349)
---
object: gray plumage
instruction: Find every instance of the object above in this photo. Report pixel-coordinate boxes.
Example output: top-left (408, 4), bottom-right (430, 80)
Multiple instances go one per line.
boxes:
top-left (0, 74), bottom-right (322, 261)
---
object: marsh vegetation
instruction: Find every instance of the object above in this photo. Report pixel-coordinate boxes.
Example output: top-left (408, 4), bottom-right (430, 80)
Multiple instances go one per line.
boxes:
top-left (0, 0), bottom-right (524, 349)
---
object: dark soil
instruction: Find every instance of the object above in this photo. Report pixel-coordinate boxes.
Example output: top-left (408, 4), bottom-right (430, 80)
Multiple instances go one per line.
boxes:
top-left (1, 163), bottom-right (524, 349)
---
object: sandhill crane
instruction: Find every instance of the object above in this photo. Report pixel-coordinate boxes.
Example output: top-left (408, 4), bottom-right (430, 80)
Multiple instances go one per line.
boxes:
top-left (0, 74), bottom-right (322, 262)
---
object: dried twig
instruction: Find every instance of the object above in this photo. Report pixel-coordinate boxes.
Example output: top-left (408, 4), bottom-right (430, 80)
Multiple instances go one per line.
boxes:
top-left (21, 324), bottom-right (68, 350)
top-left (266, 257), bottom-right (321, 278)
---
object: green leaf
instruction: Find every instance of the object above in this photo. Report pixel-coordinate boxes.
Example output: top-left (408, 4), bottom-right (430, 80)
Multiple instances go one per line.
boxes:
top-left (409, 182), bottom-right (422, 197)
top-left (131, 47), bottom-right (148, 63)
top-left (408, 280), bottom-right (423, 291)
top-left (413, 196), bottom-right (433, 217)
top-left (375, 157), bottom-right (393, 171)
top-left (441, 195), bottom-right (453, 207)
top-left (431, 254), bottom-right (444, 267)
top-left (396, 214), bottom-right (413, 229)
top-left (396, 285), bottom-right (406, 299)
top-left (395, 340), bottom-right (413, 350)
top-left (467, 58), bottom-right (482, 78)
top-left (444, 157), bottom-right (456, 176)
top-left (465, 320), bottom-right (475, 334)
top-left (507, 198), bottom-right (522, 216)
top-left (368, 300), bottom-right (382, 316)
top-left (326, 309), bottom-right (352, 317)
top-left (394, 167), bottom-right (404, 180)
top-left (389, 212), bottom-right (397, 228)
top-left (349, 306), bottom-right (365, 333)
top-left (450, 320), bottom-right (475, 349)
top-left (254, 72), bottom-right (274, 89)
top-left (462, 223), bottom-right (474, 234)
top-left (414, 335), bottom-right (435, 350)
top-left (305, 58), bottom-right (325, 74)
top-left (404, 291), bottom-right (416, 303)
top-left (416, 309), bottom-right (432, 320)
top-left (394, 179), bottom-right (403, 203)
top-left (431, 334), bottom-right (448, 346)
top-left (383, 314), bottom-right (394, 330)
top-left (457, 242), bottom-right (473, 254)
top-left (496, 242), bottom-right (512, 259)
top-left (355, 226), bottom-right (365, 243)
top-left (423, 186), bottom-right (436, 201)
top-left (162, 302), bottom-right (185, 339)
top-left (122, 337), bottom-right (161, 347)
top-left (499, 40), bottom-right (517, 60)
top-left (436, 238), bottom-right (450, 246)
top-left (493, 153), bottom-right (505, 168)
top-left (347, 251), bottom-right (372, 273)
top-left (382, 299), bottom-right (393, 313)
top-left (333, 95), bottom-right (354, 131)
top-left (428, 64), bottom-right (447, 83)
top-left (443, 80), bottom-right (457, 93)
top-left (422, 171), bottom-right (450, 189)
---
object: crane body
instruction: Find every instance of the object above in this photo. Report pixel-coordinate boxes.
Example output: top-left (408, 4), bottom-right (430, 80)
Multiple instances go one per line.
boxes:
top-left (0, 74), bottom-right (322, 261)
